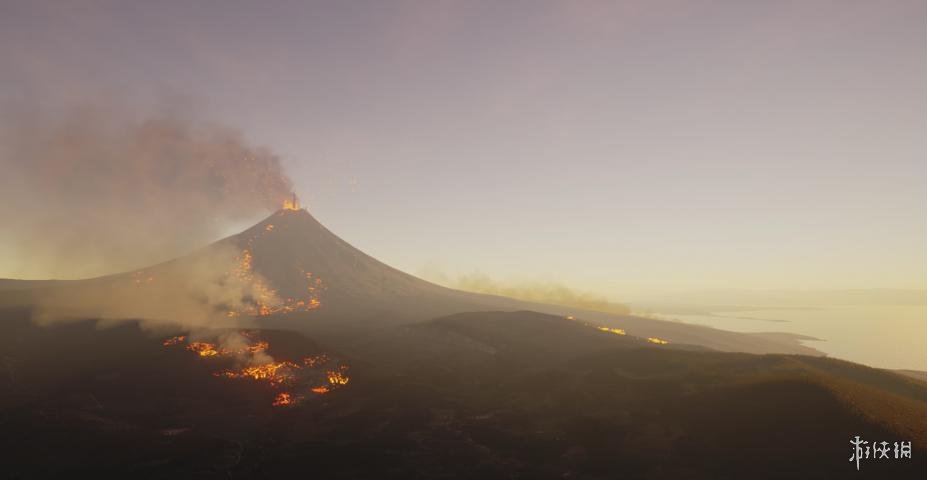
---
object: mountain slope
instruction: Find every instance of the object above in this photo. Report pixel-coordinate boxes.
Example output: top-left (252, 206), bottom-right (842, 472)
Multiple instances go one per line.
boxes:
top-left (1, 208), bottom-right (819, 355)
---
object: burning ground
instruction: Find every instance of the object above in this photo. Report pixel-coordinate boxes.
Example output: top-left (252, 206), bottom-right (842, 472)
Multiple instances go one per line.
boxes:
top-left (2, 310), bottom-right (927, 479)
top-left (161, 329), bottom-right (350, 407)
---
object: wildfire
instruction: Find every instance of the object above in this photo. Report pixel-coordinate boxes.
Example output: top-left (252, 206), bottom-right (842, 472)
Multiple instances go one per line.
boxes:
top-left (227, 244), bottom-right (325, 318)
top-left (567, 316), bottom-right (636, 340)
top-left (327, 365), bottom-right (350, 386)
top-left (187, 341), bottom-right (221, 357)
top-left (647, 337), bottom-right (670, 345)
top-left (162, 332), bottom-right (351, 407)
top-left (162, 335), bottom-right (186, 346)
top-left (216, 361), bottom-right (298, 386)
top-left (223, 199), bottom-right (327, 318)
top-left (303, 354), bottom-right (330, 367)
top-left (597, 326), bottom-right (626, 335)
top-left (245, 341), bottom-right (269, 354)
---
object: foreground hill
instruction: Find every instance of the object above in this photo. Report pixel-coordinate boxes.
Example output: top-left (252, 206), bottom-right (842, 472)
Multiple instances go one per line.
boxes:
top-left (0, 308), bottom-right (924, 478)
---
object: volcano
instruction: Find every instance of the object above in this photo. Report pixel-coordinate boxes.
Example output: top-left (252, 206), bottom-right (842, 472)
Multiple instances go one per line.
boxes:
top-left (4, 206), bottom-right (927, 479)
top-left (1, 206), bottom-right (819, 355)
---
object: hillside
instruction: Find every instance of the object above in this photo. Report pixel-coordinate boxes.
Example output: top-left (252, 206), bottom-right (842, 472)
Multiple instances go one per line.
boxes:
top-left (1, 310), bottom-right (924, 478)
top-left (0, 208), bottom-right (819, 356)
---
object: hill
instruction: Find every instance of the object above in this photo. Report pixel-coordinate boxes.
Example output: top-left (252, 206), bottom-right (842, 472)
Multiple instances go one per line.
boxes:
top-left (1, 309), bottom-right (924, 478)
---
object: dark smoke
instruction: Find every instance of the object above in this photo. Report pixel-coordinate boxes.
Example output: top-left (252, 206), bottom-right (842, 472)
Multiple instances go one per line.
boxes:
top-left (0, 105), bottom-right (294, 279)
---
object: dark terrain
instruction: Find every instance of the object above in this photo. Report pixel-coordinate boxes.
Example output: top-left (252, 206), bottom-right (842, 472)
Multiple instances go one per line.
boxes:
top-left (2, 209), bottom-right (925, 478)
top-left (2, 308), bottom-right (926, 479)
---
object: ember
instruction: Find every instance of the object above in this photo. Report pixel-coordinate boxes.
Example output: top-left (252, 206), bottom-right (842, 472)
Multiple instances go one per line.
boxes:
top-left (597, 326), bottom-right (626, 335)
top-left (187, 342), bottom-right (221, 357)
top-left (162, 335), bottom-right (187, 346)
top-left (327, 365), bottom-right (350, 386)
top-left (303, 354), bottom-right (330, 367)
top-left (216, 361), bottom-right (298, 386)
top-left (131, 270), bottom-right (155, 285)
top-left (163, 332), bottom-right (351, 407)
top-left (226, 241), bottom-right (324, 318)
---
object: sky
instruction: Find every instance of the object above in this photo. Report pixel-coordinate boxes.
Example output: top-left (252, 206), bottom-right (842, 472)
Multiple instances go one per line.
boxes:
top-left (1, 0), bottom-right (926, 298)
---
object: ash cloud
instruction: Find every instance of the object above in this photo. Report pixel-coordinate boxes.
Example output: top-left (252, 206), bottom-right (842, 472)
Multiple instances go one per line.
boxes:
top-left (0, 104), bottom-right (294, 280)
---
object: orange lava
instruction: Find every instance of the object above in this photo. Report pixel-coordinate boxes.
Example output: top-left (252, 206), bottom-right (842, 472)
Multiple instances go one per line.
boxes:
top-left (227, 247), bottom-right (325, 318)
top-left (327, 365), bottom-right (350, 386)
top-left (187, 342), bottom-right (221, 357)
top-left (303, 354), bottom-right (330, 367)
top-left (164, 330), bottom-right (351, 407)
top-left (272, 392), bottom-right (294, 406)
top-left (597, 326), bottom-right (626, 335)
top-left (216, 361), bottom-right (299, 386)
top-left (282, 198), bottom-right (299, 211)
top-left (162, 335), bottom-right (187, 346)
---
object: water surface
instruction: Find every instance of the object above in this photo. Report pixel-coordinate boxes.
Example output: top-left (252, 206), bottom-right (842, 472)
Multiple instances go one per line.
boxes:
top-left (663, 306), bottom-right (927, 370)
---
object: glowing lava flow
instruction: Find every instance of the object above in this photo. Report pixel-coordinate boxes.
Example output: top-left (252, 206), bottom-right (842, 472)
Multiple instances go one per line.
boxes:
top-left (272, 392), bottom-right (294, 406)
top-left (566, 315), bottom-right (667, 344)
top-left (226, 202), bottom-right (326, 318)
top-left (216, 361), bottom-right (299, 385)
top-left (597, 326), bottom-right (626, 335)
top-left (187, 342), bottom-right (221, 357)
top-left (326, 365), bottom-right (350, 386)
top-left (229, 257), bottom-right (324, 317)
top-left (303, 354), bottom-right (330, 367)
top-left (162, 331), bottom-right (351, 406)
top-left (162, 335), bottom-right (187, 346)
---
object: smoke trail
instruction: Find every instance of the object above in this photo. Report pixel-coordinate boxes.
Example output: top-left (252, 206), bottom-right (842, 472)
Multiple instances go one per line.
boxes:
top-left (422, 268), bottom-right (631, 315)
top-left (0, 105), bottom-right (294, 279)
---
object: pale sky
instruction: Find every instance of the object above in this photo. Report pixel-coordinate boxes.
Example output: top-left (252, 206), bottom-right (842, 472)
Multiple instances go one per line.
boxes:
top-left (2, 1), bottom-right (926, 297)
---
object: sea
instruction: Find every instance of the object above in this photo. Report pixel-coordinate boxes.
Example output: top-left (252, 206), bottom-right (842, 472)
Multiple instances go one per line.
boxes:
top-left (655, 305), bottom-right (927, 371)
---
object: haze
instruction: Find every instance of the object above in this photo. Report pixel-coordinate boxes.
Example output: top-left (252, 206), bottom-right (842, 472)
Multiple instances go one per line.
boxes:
top-left (1, 0), bottom-right (926, 299)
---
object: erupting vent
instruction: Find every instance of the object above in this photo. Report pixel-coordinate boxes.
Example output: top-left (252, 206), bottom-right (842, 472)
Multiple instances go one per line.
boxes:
top-left (281, 193), bottom-right (300, 211)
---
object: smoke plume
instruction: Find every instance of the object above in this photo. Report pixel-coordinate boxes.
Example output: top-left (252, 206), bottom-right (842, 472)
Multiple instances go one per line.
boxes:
top-left (0, 105), bottom-right (294, 279)
top-left (426, 269), bottom-right (631, 315)
top-left (27, 243), bottom-right (270, 331)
